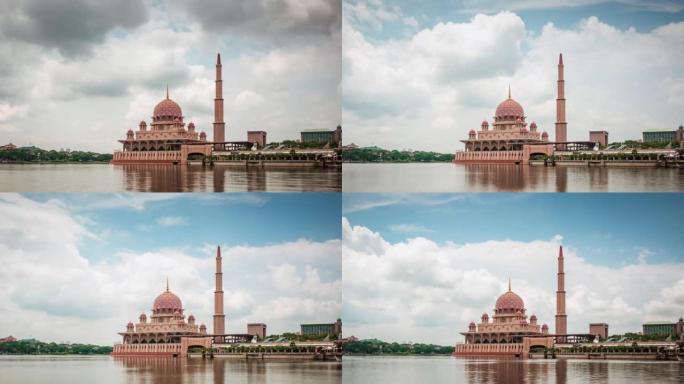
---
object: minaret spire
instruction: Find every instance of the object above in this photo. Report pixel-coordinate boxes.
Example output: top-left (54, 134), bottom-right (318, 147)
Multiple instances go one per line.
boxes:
top-left (555, 53), bottom-right (567, 149)
top-left (213, 245), bottom-right (225, 343)
top-left (166, 84), bottom-right (169, 99)
top-left (508, 84), bottom-right (511, 99)
top-left (213, 53), bottom-right (226, 150)
top-left (555, 245), bottom-right (567, 342)
top-left (508, 277), bottom-right (511, 291)
top-left (166, 276), bottom-right (169, 292)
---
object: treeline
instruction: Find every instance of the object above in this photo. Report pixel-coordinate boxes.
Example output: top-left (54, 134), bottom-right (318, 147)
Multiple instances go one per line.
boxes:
top-left (343, 147), bottom-right (454, 162)
top-left (265, 332), bottom-right (338, 342)
top-left (607, 140), bottom-right (680, 150)
top-left (343, 339), bottom-right (454, 355)
top-left (0, 340), bottom-right (113, 355)
top-left (0, 147), bottom-right (112, 163)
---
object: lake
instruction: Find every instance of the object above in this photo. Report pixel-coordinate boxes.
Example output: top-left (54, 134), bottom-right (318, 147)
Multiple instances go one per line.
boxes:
top-left (343, 356), bottom-right (684, 383)
top-left (343, 163), bottom-right (684, 192)
top-left (0, 164), bottom-right (341, 192)
top-left (0, 355), bottom-right (341, 384)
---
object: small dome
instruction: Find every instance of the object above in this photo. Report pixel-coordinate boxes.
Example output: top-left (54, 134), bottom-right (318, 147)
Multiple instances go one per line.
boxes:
top-left (188, 314), bottom-right (195, 320)
top-left (481, 120), bottom-right (489, 126)
top-left (542, 131), bottom-right (549, 137)
top-left (188, 122), bottom-right (195, 131)
top-left (153, 290), bottom-right (182, 311)
top-left (199, 324), bottom-right (206, 329)
top-left (127, 129), bottom-right (134, 134)
top-left (542, 324), bottom-right (548, 329)
top-left (139, 120), bottom-right (146, 126)
top-left (495, 290), bottom-right (525, 311)
top-left (127, 321), bottom-right (134, 327)
top-left (530, 314), bottom-right (537, 320)
top-left (495, 98), bottom-right (524, 119)
top-left (530, 122), bottom-right (537, 129)
top-left (469, 129), bottom-right (476, 135)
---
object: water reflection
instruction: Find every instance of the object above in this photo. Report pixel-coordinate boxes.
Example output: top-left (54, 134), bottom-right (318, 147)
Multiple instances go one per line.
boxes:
top-left (114, 356), bottom-right (341, 384)
top-left (343, 163), bottom-right (684, 192)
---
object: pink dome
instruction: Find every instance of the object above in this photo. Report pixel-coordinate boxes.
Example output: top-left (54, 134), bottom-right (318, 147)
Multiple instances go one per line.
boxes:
top-left (481, 120), bottom-right (489, 126)
top-left (530, 122), bottom-right (537, 129)
top-left (127, 321), bottom-right (134, 327)
top-left (153, 98), bottom-right (182, 118)
top-left (530, 314), bottom-right (537, 320)
top-left (495, 290), bottom-right (524, 311)
top-left (188, 122), bottom-right (195, 131)
top-left (199, 324), bottom-right (206, 329)
top-left (542, 131), bottom-right (549, 138)
top-left (469, 129), bottom-right (476, 135)
top-left (542, 324), bottom-right (548, 329)
top-left (127, 129), bottom-right (134, 134)
top-left (153, 290), bottom-right (182, 311)
top-left (495, 98), bottom-right (524, 119)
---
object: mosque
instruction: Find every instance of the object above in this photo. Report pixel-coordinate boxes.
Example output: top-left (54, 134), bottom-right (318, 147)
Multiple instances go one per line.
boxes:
top-left (111, 54), bottom-right (226, 164)
top-left (454, 246), bottom-right (567, 357)
top-left (454, 54), bottom-right (567, 164)
top-left (112, 247), bottom-right (226, 356)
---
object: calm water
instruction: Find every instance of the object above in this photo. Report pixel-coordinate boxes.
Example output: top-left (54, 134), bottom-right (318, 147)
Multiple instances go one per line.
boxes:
top-left (343, 163), bottom-right (684, 192)
top-left (0, 355), bottom-right (341, 384)
top-left (343, 356), bottom-right (684, 384)
top-left (0, 164), bottom-right (341, 192)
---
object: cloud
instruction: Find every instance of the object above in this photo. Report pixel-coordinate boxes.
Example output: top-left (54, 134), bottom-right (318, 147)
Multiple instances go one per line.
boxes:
top-left (0, 0), bottom-right (148, 57)
top-left (155, 216), bottom-right (188, 226)
top-left (343, 10), bottom-right (684, 151)
top-left (342, 218), bottom-right (684, 344)
top-left (0, 194), bottom-right (341, 344)
top-left (388, 224), bottom-right (433, 233)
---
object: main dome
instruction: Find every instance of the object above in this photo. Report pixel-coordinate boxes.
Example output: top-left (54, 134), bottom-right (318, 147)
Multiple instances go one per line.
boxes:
top-left (495, 98), bottom-right (524, 119)
top-left (495, 290), bottom-right (524, 311)
top-left (153, 98), bottom-right (182, 118)
top-left (153, 290), bottom-right (182, 311)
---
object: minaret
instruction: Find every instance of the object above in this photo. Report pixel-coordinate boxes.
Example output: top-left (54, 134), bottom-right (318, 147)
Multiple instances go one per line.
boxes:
top-left (555, 245), bottom-right (567, 341)
top-left (555, 53), bottom-right (567, 150)
top-left (213, 246), bottom-right (225, 343)
top-left (213, 53), bottom-right (225, 150)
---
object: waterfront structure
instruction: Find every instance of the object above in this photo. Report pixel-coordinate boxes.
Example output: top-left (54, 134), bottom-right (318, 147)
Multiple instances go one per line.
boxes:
top-left (642, 126), bottom-right (684, 144)
top-left (454, 54), bottom-right (569, 164)
top-left (247, 131), bottom-right (267, 149)
top-left (301, 319), bottom-right (342, 338)
top-left (589, 131), bottom-right (609, 148)
top-left (111, 279), bottom-right (211, 356)
top-left (454, 246), bottom-right (570, 357)
top-left (247, 323), bottom-right (267, 341)
top-left (589, 323), bottom-right (609, 341)
top-left (214, 246), bottom-right (226, 343)
top-left (643, 318), bottom-right (684, 337)
top-left (0, 143), bottom-right (17, 151)
top-left (301, 126), bottom-right (342, 147)
top-left (112, 54), bottom-right (227, 164)
top-left (556, 246), bottom-right (567, 342)
top-left (555, 54), bottom-right (567, 149)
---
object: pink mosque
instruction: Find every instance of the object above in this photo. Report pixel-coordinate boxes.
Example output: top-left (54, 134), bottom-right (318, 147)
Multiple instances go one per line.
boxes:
top-left (454, 246), bottom-right (567, 357)
top-left (112, 246), bottom-right (226, 356)
top-left (111, 54), bottom-right (226, 165)
top-left (454, 54), bottom-right (567, 164)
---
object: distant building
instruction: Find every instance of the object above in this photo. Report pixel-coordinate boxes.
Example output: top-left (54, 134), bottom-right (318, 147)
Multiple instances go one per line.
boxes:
top-left (247, 131), bottom-right (267, 149)
top-left (642, 318), bottom-right (684, 336)
top-left (642, 126), bottom-right (684, 143)
top-left (301, 319), bottom-right (342, 337)
top-left (247, 323), bottom-right (267, 341)
top-left (589, 131), bottom-right (608, 148)
top-left (0, 336), bottom-right (17, 343)
top-left (300, 126), bottom-right (342, 147)
top-left (0, 143), bottom-right (17, 151)
top-left (589, 323), bottom-right (609, 341)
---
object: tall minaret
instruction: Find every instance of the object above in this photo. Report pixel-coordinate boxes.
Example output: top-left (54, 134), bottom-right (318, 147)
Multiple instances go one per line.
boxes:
top-left (555, 245), bottom-right (567, 341)
top-left (213, 245), bottom-right (225, 343)
top-left (213, 53), bottom-right (225, 150)
top-left (555, 53), bottom-right (567, 150)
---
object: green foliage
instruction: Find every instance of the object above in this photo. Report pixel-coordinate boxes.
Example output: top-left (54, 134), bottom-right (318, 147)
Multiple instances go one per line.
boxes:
top-left (0, 147), bottom-right (112, 163)
top-left (265, 332), bottom-right (337, 342)
top-left (342, 339), bottom-right (454, 355)
top-left (342, 147), bottom-right (454, 162)
top-left (0, 340), bottom-right (113, 355)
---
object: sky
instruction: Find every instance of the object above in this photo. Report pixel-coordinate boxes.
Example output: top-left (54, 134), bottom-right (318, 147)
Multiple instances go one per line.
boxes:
top-left (343, 0), bottom-right (684, 151)
top-left (0, 193), bottom-right (341, 344)
top-left (0, 0), bottom-right (341, 152)
top-left (342, 193), bottom-right (684, 344)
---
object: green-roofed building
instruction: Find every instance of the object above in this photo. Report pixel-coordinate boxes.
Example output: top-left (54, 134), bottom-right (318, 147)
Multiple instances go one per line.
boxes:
top-left (642, 126), bottom-right (683, 143)
top-left (642, 318), bottom-right (684, 336)
top-left (301, 126), bottom-right (342, 147)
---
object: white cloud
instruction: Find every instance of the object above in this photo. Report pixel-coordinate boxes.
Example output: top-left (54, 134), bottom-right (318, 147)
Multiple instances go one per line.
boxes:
top-left (343, 10), bottom-right (684, 151)
top-left (0, 194), bottom-right (341, 344)
top-left (155, 216), bottom-right (188, 227)
top-left (388, 224), bottom-right (433, 233)
top-left (342, 218), bottom-right (684, 344)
